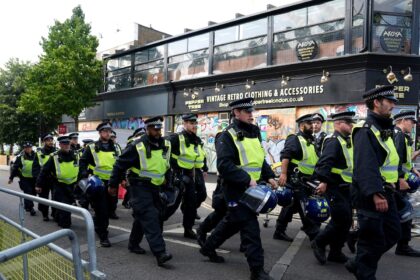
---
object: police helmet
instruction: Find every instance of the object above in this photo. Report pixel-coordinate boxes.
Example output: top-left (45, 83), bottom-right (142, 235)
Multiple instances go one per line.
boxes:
top-left (275, 185), bottom-right (293, 207)
top-left (81, 175), bottom-right (105, 194)
top-left (407, 172), bottom-right (420, 193)
top-left (160, 186), bottom-right (180, 207)
top-left (398, 196), bottom-right (415, 223)
top-left (303, 195), bottom-right (330, 223)
top-left (240, 184), bottom-right (278, 214)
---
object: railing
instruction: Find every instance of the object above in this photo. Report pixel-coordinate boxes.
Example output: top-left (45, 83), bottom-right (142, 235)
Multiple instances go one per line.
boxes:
top-left (0, 186), bottom-right (106, 279)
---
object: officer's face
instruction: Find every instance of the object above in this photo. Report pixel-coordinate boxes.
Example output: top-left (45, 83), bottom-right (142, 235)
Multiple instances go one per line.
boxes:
top-left (44, 138), bottom-right (54, 147)
top-left (99, 129), bottom-right (112, 141)
top-left (184, 121), bottom-right (198, 134)
top-left (24, 147), bottom-right (32, 154)
top-left (70, 137), bottom-right (78, 145)
top-left (300, 122), bottom-right (313, 134)
top-left (59, 143), bottom-right (70, 152)
top-left (147, 127), bottom-right (162, 140)
top-left (312, 120), bottom-right (322, 133)
top-left (402, 119), bottom-right (415, 133)
top-left (235, 109), bottom-right (254, 124)
top-left (336, 120), bottom-right (353, 136)
top-left (375, 98), bottom-right (395, 118)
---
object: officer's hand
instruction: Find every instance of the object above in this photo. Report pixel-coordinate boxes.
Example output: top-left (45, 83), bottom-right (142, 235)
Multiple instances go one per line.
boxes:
top-left (278, 173), bottom-right (287, 186)
top-left (316, 182), bottom-right (327, 195)
top-left (399, 178), bottom-right (410, 191)
top-left (268, 178), bottom-right (278, 189)
top-left (413, 169), bottom-right (420, 178)
top-left (249, 179), bottom-right (258, 187)
top-left (35, 187), bottom-right (42, 194)
top-left (203, 172), bottom-right (208, 180)
top-left (108, 187), bottom-right (118, 197)
top-left (373, 193), bottom-right (388, 212)
top-left (7, 179), bottom-right (12, 184)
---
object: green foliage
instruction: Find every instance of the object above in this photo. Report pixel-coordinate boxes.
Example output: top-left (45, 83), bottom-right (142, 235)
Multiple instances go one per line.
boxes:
top-left (20, 5), bottom-right (103, 126)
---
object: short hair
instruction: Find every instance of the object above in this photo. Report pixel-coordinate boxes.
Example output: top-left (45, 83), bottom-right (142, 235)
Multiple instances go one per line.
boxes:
top-left (366, 97), bottom-right (384, 110)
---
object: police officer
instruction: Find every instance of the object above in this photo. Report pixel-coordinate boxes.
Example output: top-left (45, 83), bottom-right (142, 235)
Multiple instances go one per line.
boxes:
top-left (9, 141), bottom-right (36, 216)
top-left (169, 113), bottom-right (208, 239)
top-left (111, 130), bottom-right (122, 155)
top-left (36, 136), bottom-right (79, 228)
top-left (200, 98), bottom-right (277, 280)
top-left (310, 111), bottom-right (356, 265)
top-left (69, 133), bottom-right (81, 152)
top-left (82, 139), bottom-right (94, 151)
top-left (393, 110), bottom-right (420, 257)
top-left (75, 139), bottom-right (94, 210)
top-left (313, 113), bottom-right (327, 156)
top-left (33, 133), bottom-right (57, 221)
top-left (345, 85), bottom-right (401, 279)
top-left (79, 122), bottom-right (118, 247)
top-left (274, 114), bottom-right (320, 242)
top-left (109, 116), bottom-right (173, 266)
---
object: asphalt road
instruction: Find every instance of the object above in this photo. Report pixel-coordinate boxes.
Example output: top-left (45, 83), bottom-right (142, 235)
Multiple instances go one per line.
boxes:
top-left (1, 171), bottom-right (420, 280)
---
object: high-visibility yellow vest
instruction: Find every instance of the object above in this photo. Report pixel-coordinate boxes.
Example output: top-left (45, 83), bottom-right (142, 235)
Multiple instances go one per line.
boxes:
top-left (37, 150), bottom-right (53, 168)
top-left (52, 154), bottom-right (79, 185)
top-left (227, 128), bottom-right (265, 181)
top-left (353, 123), bottom-right (399, 183)
top-left (331, 135), bottom-right (353, 183)
top-left (291, 135), bottom-right (318, 175)
top-left (402, 136), bottom-right (413, 179)
top-left (20, 155), bottom-right (34, 178)
top-left (130, 140), bottom-right (171, 186)
top-left (88, 143), bottom-right (117, 180)
top-left (171, 134), bottom-right (206, 169)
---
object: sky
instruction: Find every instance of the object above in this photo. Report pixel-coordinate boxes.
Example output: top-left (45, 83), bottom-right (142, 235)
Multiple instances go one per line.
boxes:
top-left (0, 0), bottom-right (298, 68)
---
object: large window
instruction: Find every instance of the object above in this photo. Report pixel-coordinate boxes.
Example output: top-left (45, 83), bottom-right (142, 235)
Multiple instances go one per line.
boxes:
top-left (372, 0), bottom-right (413, 54)
top-left (272, 0), bottom-right (345, 64)
top-left (168, 33), bottom-right (209, 81)
top-left (352, 0), bottom-right (365, 53)
top-left (106, 55), bottom-right (132, 91)
top-left (133, 45), bottom-right (164, 87)
top-left (213, 18), bottom-right (267, 74)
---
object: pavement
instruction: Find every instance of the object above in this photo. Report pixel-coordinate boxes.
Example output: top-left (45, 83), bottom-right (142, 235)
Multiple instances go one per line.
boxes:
top-left (1, 171), bottom-right (420, 280)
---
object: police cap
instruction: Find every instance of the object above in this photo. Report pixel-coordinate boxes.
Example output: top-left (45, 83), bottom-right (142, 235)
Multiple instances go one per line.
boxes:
top-left (68, 132), bottom-right (79, 138)
top-left (393, 110), bottom-right (417, 123)
top-left (42, 133), bottom-right (54, 141)
top-left (312, 113), bottom-right (325, 123)
top-left (296, 114), bottom-right (314, 124)
top-left (96, 122), bottom-right (112, 132)
top-left (145, 116), bottom-right (164, 129)
top-left (182, 113), bottom-right (198, 122)
top-left (82, 139), bottom-right (94, 144)
top-left (330, 111), bottom-right (357, 123)
top-left (133, 127), bottom-right (146, 137)
top-left (111, 130), bottom-right (117, 137)
top-left (22, 141), bottom-right (33, 148)
top-left (57, 136), bottom-right (70, 144)
top-left (363, 85), bottom-right (398, 103)
top-left (229, 97), bottom-right (255, 112)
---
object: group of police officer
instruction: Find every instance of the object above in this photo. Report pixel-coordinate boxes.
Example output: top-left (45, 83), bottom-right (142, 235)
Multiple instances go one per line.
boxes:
top-left (7, 84), bottom-right (420, 279)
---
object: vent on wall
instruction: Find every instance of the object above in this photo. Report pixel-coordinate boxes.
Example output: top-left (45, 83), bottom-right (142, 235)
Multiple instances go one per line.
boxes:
top-left (219, 112), bottom-right (229, 120)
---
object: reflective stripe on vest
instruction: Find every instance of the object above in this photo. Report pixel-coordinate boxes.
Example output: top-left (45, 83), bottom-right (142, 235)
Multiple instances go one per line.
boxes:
top-left (53, 155), bottom-right (79, 184)
top-left (130, 140), bottom-right (171, 186)
top-left (172, 134), bottom-right (206, 169)
top-left (291, 135), bottom-right (318, 175)
top-left (331, 135), bottom-right (353, 183)
top-left (88, 143), bottom-right (116, 180)
top-left (403, 136), bottom-right (413, 179)
top-left (21, 157), bottom-right (34, 178)
top-left (37, 151), bottom-right (51, 168)
top-left (227, 128), bottom-right (265, 181)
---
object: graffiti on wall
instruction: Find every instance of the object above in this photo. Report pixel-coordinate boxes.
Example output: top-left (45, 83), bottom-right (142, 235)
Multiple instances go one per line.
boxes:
top-left (111, 117), bottom-right (145, 130)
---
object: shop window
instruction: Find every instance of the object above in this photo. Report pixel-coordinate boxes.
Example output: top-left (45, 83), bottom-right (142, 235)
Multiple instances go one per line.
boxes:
top-left (168, 33), bottom-right (209, 81)
top-left (272, 0), bottom-right (345, 65)
top-left (351, 0), bottom-right (365, 53)
top-left (372, 0), bottom-right (413, 54)
top-left (133, 45), bottom-right (165, 86)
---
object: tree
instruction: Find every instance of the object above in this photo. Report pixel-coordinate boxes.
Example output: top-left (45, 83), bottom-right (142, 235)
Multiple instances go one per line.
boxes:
top-left (20, 5), bottom-right (103, 131)
top-left (0, 58), bottom-right (46, 153)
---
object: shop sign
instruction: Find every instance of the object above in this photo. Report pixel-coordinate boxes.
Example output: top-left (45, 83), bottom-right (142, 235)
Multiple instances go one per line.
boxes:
top-left (58, 124), bottom-right (67, 135)
top-left (380, 27), bottom-right (405, 53)
top-left (296, 39), bottom-right (318, 61)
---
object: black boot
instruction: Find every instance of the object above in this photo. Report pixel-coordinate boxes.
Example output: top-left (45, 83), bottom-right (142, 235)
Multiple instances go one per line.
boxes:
top-left (29, 209), bottom-right (36, 216)
top-left (395, 244), bottom-right (420, 257)
top-left (196, 227), bottom-right (207, 248)
top-left (250, 268), bottom-right (273, 280)
top-left (310, 240), bottom-right (326, 265)
top-left (128, 243), bottom-right (146, 254)
top-left (109, 212), bottom-right (119, 220)
top-left (344, 258), bottom-right (357, 276)
top-left (199, 247), bottom-right (225, 263)
top-left (184, 228), bottom-right (197, 239)
top-left (156, 251), bottom-right (172, 266)
top-left (196, 213), bottom-right (201, 220)
top-left (347, 231), bottom-right (357, 254)
top-left (100, 237), bottom-right (111, 248)
top-left (43, 216), bottom-right (50, 222)
top-left (273, 231), bottom-right (293, 242)
top-left (327, 251), bottom-right (348, 263)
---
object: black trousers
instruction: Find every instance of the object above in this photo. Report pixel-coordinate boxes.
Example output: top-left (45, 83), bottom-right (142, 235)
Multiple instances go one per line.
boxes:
top-left (204, 203), bottom-right (264, 271)
top-left (180, 170), bottom-right (207, 229)
top-left (315, 187), bottom-right (352, 252)
top-left (129, 183), bottom-right (166, 255)
top-left (199, 182), bottom-right (227, 234)
top-left (38, 184), bottom-right (52, 217)
top-left (275, 188), bottom-right (320, 239)
top-left (19, 178), bottom-right (36, 211)
top-left (355, 195), bottom-right (401, 280)
top-left (123, 186), bottom-right (131, 205)
top-left (396, 192), bottom-right (412, 246)
top-left (89, 187), bottom-right (110, 240)
top-left (53, 184), bottom-right (74, 228)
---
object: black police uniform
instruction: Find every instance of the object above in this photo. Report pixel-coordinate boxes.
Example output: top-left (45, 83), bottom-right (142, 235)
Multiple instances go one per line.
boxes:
top-left (79, 123), bottom-right (119, 243)
top-left (109, 117), bottom-right (172, 265)
top-left (33, 140), bottom-right (57, 219)
top-left (273, 130), bottom-right (320, 241)
top-left (349, 87), bottom-right (402, 279)
top-left (37, 148), bottom-right (78, 228)
top-left (312, 113), bottom-right (355, 263)
top-left (169, 115), bottom-right (208, 237)
top-left (10, 147), bottom-right (36, 213)
top-left (201, 116), bottom-right (275, 277)
top-left (313, 113), bottom-right (327, 156)
top-left (393, 114), bottom-right (420, 257)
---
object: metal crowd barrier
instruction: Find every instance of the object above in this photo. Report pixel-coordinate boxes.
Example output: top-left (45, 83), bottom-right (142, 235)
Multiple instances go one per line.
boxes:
top-left (0, 186), bottom-right (106, 279)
